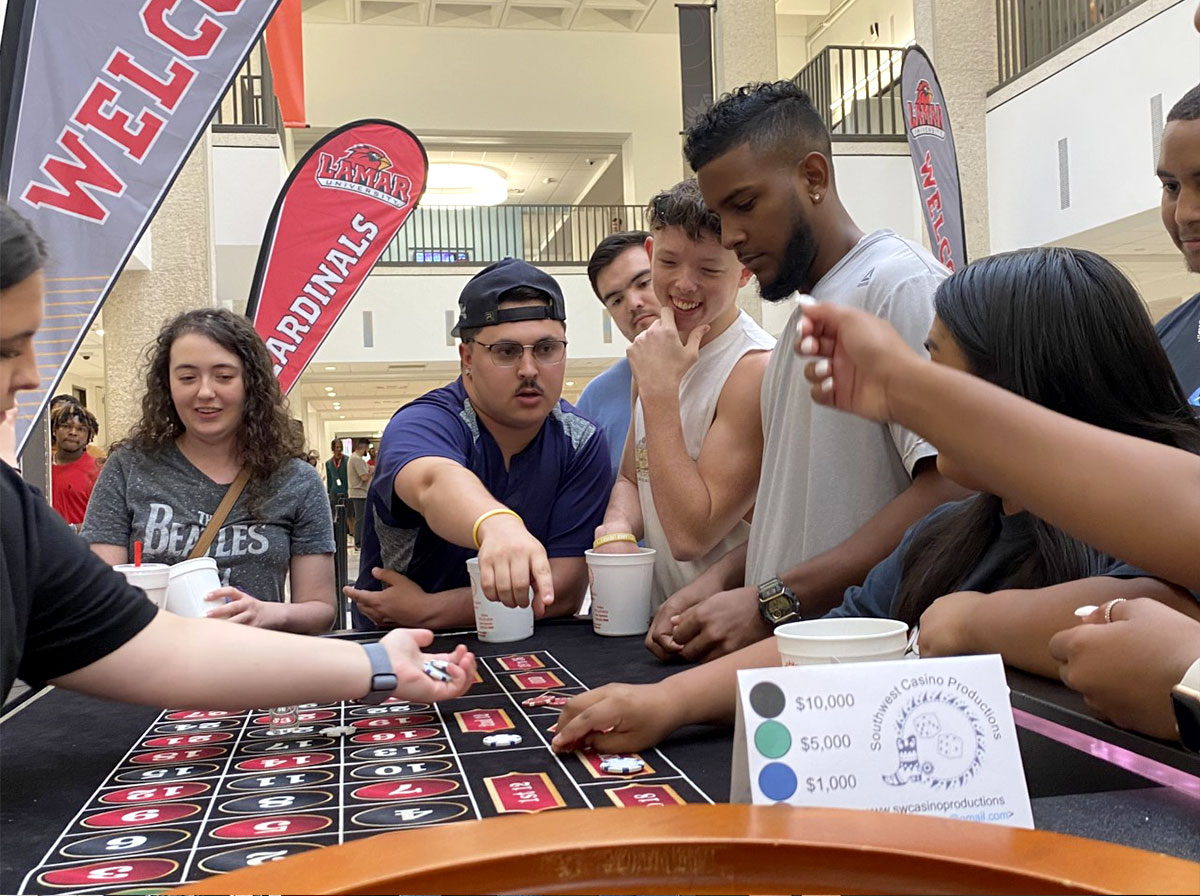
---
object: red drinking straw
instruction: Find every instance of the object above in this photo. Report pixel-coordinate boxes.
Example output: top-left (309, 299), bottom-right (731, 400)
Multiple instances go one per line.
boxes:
top-left (134, 541), bottom-right (142, 567)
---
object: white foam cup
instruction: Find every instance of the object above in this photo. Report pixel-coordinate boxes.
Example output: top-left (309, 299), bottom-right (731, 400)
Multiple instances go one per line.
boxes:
top-left (585, 548), bottom-right (657, 637)
top-left (113, 563), bottom-right (170, 610)
top-left (466, 557), bottom-right (535, 643)
top-left (774, 617), bottom-right (910, 666)
top-left (166, 557), bottom-right (222, 618)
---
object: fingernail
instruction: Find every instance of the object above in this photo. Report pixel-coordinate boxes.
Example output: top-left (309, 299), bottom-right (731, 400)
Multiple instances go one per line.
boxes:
top-left (814, 359), bottom-right (830, 378)
top-left (799, 336), bottom-right (817, 355)
top-left (1073, 605), bottom-right (1099, 618)
top-left (821, 376), bottom-right (834, 393)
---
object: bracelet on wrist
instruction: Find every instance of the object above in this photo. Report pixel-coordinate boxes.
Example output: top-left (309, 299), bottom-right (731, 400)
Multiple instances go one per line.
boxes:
top-left (592, 532), bottom-right (637, 549)
top-left (472, 507), bottom-right (522, 549)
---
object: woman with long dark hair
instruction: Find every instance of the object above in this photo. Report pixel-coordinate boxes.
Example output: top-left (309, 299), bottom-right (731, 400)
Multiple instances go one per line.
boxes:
top-left (83, 308), bottom-right (336, 633)
top-left (550, 247), bottom-right (1200, 752)
top-left (832, 247), bottom-right (1200, 674)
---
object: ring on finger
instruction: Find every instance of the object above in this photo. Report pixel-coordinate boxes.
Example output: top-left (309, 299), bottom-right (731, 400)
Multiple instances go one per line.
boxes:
top-left (1103, 598), bottom-right (1126, 624)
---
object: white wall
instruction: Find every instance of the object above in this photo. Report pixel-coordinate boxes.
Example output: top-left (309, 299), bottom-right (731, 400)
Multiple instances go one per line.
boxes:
top-left (986, 1), bottom-right (1198, 252)
top-left (311, 268), bottom-right (626, 366)
top-left (212, 143), bottom-right (289, 309)
top-left (302, 24), bottom-right (684, 206)
top-left (809, 0), bottom-right (914, 52)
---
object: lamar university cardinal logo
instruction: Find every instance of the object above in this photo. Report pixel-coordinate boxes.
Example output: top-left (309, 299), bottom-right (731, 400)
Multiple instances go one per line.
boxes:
top-left (907, 80), bottom-right (946, 140)
top-left (314, 142), bottom-right (413, 209)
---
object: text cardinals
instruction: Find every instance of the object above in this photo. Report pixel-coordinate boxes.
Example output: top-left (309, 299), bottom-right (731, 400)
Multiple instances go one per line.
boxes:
top-left (262, 214), bottom-right (379, 373)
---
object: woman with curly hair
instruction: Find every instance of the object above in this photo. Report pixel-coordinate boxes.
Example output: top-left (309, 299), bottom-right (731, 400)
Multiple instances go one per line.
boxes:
top-left (82, 308), bottom-right (335, 633)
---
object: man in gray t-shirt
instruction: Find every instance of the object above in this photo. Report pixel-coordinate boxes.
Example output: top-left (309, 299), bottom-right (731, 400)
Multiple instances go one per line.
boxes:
top-left (644, 81), bottom-right (968, 663)
top-left (347, 438), bottom-right (373, 549)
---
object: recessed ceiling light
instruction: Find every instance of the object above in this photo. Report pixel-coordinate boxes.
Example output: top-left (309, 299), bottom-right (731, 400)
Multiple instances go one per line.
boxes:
top-left (566, 381), bottom-right (574, 387)
top-left (95, 329), bottom-right (105, 337)
top-left (324, 366), bottom-right (336, 371)
top-left (324, 386), bottom-right (334, 391)
top-left (339, 415), bottom-right (345, 419)
top-left (328, 392), bottom-right (337, 397)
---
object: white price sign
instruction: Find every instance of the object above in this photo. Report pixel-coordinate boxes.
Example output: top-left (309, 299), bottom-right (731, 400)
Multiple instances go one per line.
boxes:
top-left (731, 655), bottom-right (1033, 828)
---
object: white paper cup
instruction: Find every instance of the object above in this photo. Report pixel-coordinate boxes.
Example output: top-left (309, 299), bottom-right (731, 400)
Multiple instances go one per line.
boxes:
top-left (166, 557), bottom-right (222, 618)
top-left (466, 557), bottom-right (534, 643)
top-left (774, 617), bottom-right (909, 666)
top-left (113, 563), bottom-right (170, 610)
top-left (585, 548), bottom-right (657, 636)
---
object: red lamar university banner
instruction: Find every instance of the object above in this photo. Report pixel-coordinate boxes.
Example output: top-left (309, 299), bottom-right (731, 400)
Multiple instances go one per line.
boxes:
top-left (246, 120), bottom-right (428, 393)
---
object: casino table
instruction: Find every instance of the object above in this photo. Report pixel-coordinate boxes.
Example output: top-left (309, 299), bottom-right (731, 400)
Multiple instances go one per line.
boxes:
top-left (2, 618), bottom-right (1198, 894)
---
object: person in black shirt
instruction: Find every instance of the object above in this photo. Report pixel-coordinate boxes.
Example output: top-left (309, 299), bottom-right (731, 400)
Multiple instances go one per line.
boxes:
top-left (1156, 84), bottom-right (1200, 408)
top-left (0, 200), bottom-right (474, 709)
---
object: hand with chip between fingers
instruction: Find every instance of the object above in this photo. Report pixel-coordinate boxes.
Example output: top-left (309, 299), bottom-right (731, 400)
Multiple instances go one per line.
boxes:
top-left (204, 586), bottom-right (286, 628)
top-left (475, 511), bottom-right (554, 615)
top-left (550, 682), bottom-right (680, 754)
top-left (378, 628), bottom-right (476, 702)
top-left (794, 301), bottom-right (922, 422)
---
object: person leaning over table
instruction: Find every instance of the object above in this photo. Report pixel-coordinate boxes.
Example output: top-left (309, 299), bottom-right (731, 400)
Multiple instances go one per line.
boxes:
top-left (344, 258), bottom-right (613, 632)
top-left (81, 308), bottom-right (336, 635)
top-left (795, 300), bottom-right (1200, 748)
top-left (0, 198), bottom-right (475, 711)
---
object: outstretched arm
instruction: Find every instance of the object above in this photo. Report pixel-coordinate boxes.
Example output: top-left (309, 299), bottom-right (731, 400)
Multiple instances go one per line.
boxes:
top-left (396, 456), bottom-right (554, 612)
top-left (796, 303), bottom-right (1200, 590)
top-left (53, 613), bottom-right (475, 710)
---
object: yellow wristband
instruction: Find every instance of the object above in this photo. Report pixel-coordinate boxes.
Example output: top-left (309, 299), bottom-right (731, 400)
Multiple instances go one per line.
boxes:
top-left (592, 532), bottom-right (637, 549)
top-left (472, 507), bottom-right (521, 549)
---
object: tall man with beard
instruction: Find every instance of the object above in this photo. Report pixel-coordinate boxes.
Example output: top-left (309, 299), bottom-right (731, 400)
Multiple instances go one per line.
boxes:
top-left (345, 259), bottom-right (612, 631)
top-left (1156, 83), bottom-right (1200, 408)
top-left (647, 81), bottom-right (967, 662)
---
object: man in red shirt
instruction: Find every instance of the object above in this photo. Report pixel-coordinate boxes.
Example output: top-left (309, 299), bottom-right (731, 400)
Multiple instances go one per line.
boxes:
top-left (50, 400), bottom-right (100, 527)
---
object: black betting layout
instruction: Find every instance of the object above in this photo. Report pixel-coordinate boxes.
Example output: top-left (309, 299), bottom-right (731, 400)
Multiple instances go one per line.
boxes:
top-left (11, 630), bottom-right (724, 893)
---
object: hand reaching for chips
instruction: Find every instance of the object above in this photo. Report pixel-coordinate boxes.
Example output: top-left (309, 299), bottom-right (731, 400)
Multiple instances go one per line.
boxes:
top-left (549, 682), bottom-right (680, 754)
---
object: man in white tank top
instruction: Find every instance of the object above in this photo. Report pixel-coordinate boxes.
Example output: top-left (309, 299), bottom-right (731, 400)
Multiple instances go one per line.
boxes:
top-left (592, 180), bottom-right (775, 609)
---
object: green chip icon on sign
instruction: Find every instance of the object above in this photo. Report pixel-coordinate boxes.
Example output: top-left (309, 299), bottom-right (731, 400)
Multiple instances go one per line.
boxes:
top-left (754, 719), bottom-right (792, 759)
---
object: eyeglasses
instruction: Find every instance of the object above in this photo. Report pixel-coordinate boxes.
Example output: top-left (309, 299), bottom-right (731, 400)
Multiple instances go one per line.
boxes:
top-left (473, 339), bottom-right (567, 367)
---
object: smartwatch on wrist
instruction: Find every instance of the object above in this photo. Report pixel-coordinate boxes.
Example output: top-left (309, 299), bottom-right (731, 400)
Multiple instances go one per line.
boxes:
top-left (757, 576), bottom-right (802, 628)
top-left (359, 642), bottom-right (398, 705)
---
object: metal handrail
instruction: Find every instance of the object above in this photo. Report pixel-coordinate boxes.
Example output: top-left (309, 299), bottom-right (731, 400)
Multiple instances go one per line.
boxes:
top-left (792, 45), bottom-right (907, 140)
top-left (996, 0), bottom-right (1146, 85)
top-left (376, 204), bottom-right (651, 268)
top-left (213, 40), bottom-right (283, 141)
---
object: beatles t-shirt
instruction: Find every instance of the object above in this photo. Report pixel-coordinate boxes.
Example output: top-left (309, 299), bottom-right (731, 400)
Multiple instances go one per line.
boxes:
top-left (82, 444), bottom-right (334, 603)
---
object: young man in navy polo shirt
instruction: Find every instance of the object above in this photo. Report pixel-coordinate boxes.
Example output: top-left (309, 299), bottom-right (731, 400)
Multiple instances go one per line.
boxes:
top-left (346, 259), bottom-right (613, 631)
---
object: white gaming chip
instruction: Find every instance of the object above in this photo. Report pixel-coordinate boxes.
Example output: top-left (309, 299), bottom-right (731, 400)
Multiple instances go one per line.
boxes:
top-left (599, 757), bottom-right (644, 774)
top-left (482, 733), bottom-right (523, 747)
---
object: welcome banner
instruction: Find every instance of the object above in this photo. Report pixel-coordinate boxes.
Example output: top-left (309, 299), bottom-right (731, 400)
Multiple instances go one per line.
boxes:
top-left (900, 45), bottom-right (967, 272)
top-left (245, 120), bottom-right (428, 394)
top-left (0, 0), bottom-right (282, 454)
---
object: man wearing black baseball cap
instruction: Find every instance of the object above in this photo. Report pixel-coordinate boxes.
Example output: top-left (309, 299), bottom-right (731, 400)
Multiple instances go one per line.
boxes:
top-left (346, 258), bottom-right (614, 631)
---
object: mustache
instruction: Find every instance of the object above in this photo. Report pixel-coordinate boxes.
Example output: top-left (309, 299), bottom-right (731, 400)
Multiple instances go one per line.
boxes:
top-left (515, 379), bottom-right (544, 395)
